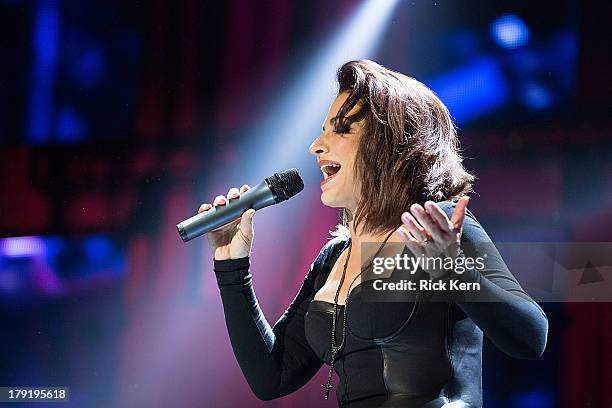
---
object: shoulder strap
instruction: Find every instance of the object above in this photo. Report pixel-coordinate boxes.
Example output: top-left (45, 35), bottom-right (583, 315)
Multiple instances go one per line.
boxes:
top-left (312, 236), bottom-right (350, 291)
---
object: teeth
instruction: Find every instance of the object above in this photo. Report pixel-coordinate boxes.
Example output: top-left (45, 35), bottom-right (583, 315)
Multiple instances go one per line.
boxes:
top-left (320, 163), bottom-right (341, 180)
top-left (321, 164), bottom-right (340, 171)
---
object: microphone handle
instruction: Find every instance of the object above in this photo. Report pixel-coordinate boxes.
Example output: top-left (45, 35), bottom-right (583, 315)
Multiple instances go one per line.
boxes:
top-left (176, 180), bottom-right (277, 242)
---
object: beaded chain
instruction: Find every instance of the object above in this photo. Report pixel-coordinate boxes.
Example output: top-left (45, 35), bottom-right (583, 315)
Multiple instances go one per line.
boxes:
top-left (322, 229), bottom-right (396, 400)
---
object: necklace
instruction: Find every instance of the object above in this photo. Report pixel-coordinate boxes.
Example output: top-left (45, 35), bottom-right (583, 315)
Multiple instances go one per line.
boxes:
top-left (322, 229), bottom-right (396, 400)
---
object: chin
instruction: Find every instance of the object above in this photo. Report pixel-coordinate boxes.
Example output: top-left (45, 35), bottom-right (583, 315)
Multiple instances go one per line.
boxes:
top-left (320, 194), bottom-right (334, 208)
top-left (320, 191), bottom-right (348, 209)
top-left (320, 191), bottom-right (340, 208)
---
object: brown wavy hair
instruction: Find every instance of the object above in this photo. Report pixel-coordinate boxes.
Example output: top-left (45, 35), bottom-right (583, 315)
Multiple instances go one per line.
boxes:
top-left (332, 59), bottom-right (474, 236)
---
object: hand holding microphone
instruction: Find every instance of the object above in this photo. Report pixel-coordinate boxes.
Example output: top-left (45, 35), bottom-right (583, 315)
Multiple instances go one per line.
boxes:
top-left (199, 185), bottom-right (256, 261)
top-left (176, 169), bottom-right (304, 260)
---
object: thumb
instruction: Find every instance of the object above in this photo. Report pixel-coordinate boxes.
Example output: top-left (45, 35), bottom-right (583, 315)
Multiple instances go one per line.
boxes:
top-left (239, 209), bottom-right (255, 236)
top-left (450, 196), bottom-right (469, 230)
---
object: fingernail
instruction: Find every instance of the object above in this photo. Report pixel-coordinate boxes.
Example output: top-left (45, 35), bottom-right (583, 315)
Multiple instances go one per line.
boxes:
top-left (397, 227), bottom-right (407, 240)
top-left (401, 212), bottom-right (410, 223)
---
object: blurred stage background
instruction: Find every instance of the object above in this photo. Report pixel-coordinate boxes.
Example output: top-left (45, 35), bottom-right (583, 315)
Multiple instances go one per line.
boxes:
top-left (1, 0), bottom-right (611, 407)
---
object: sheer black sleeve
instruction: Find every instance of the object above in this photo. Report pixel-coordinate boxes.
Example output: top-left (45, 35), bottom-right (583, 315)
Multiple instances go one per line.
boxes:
top-left (437, 201), bottom-right (549, 360)
top-left (213, 239), bottom-right (340, 400)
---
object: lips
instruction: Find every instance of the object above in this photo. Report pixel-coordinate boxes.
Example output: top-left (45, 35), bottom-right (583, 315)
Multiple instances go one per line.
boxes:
top-left (318, 160), bottom-right (341, 188)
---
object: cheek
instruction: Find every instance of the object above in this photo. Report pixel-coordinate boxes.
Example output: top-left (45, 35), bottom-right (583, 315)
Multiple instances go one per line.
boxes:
top-left (347, 157), bottom-right (362, 195)
top-left (345, 152), bottom-right (359, 182)
top-left (337, 134), bottom-right (361, 189)
top-left (339, 142), bottom-right (356, 169)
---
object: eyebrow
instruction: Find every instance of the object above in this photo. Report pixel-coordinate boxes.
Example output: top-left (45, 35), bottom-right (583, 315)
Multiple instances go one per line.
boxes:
top-left (322, 117), bottom-right (337, 132)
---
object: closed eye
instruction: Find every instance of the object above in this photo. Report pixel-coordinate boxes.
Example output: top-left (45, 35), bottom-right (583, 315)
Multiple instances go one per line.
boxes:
top-left (333, 126), bottom-right (352, 134)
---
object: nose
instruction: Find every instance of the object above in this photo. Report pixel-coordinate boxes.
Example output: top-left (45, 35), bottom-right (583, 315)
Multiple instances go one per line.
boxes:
top-left (309, 133), bottom-right (328, 156)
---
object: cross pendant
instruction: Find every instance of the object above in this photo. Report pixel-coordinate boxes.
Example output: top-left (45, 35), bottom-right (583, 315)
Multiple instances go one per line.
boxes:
top-left (322, 366), bottom-right (335, 400)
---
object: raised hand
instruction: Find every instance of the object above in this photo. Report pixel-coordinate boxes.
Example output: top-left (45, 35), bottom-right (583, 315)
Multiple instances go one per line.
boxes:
top-left (396, 196), bottom-right (470, 279)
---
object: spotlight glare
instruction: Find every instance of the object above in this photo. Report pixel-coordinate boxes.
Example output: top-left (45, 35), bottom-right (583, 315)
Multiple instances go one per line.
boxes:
top-left (1, 236), bottom-right (46, 257)
top-left (491, 14), bottom-right (529, 49)
top-left (237, 0), bottom-right (401, 182)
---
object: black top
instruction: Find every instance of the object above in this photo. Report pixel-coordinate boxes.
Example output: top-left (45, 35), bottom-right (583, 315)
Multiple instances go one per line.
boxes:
top-left (213, 201), bottom-right (548, 407)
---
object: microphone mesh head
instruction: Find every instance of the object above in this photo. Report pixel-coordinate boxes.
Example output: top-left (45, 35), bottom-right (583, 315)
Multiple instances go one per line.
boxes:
top-left (266, 168), bottom-right (304, 202)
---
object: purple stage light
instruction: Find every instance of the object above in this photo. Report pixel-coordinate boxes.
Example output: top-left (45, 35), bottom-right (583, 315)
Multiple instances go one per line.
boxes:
top-left (0, 236), bottom-right (46, 257)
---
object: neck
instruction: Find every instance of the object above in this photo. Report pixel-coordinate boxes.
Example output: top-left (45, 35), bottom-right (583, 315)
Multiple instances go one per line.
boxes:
top-left (347, 217), bottom-right (399, 246)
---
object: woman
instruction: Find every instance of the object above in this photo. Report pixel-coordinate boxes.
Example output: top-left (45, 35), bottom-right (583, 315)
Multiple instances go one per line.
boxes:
top-left (199, 60), bottom-right (548, 407)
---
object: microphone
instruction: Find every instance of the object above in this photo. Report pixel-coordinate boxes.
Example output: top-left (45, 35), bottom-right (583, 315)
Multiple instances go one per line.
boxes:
top-left (176, 168), bottom-right (304, 242)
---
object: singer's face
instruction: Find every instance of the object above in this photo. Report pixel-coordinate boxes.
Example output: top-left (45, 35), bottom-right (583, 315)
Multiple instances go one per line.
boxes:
top-left (309, 92), bottom-right (364, 212)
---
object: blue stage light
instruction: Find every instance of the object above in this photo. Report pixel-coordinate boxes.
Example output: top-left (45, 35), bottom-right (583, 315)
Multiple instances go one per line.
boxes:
top-left (0, 235), bottom-right (125, 296)
top-left (491, 14), bottom-right (529, 49)
top-left (447, 31), bottom-right (480, 58)
top-left (27, 0), bottom-right (60, 144)
top-left (72, 47), bottom-right (105, 88)
top-left (83, 235), bottom-right (113, 262)
top-left (57, 106), bottom-right (87, 141)
top-left (515, 389), bottom-right (555, 408)
top-left (427, 57), bottom-right (508, 124)
top-left (522, 81), bottom-right (554, 110)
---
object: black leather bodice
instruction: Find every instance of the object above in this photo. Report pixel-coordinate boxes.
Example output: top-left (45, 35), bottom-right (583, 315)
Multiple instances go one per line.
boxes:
top-left (304, 238), bottom-right (481, 407)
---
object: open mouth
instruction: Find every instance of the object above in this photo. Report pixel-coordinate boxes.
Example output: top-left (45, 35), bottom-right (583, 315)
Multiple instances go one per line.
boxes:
top-left (320, 161), bottom-right (341, 185)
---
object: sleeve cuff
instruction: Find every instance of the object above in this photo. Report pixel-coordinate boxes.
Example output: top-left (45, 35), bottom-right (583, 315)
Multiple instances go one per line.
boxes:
top-left (213, 256), bottom-right (250, 272)
top-left (214, 256), bottom-right (251, 286)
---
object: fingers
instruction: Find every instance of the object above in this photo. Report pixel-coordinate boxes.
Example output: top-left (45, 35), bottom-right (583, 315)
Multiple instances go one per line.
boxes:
top-left (398, 210), bottom-right (430, 257)
top-left (424, 201), bottom-right (454, 232)
top-left (397, 225), bottom-right (418, 243)
top-left (213, 195), bottom-right (227, 207)
top-left (198, 203), bottom-right (213, 213)
top-left (215, 184), bottom-right (248, 207)
top-left (409, 203), bottom-right (446, 242)
top-left (239, 209), bottom-right (256, 239)
top-left (198, 184), bottom-right (252, 213)
top-left (397, 226), bottom-right (427, 257)
top-left (450, 196), bottom-right (470, 230)
top-left (400, 211), bottom-right (429, 242)
top-left (237, 185), bottom-right (254, 235)
top-left (227, 187), bottom-right (240, 200)
top-left (228, 185), bottom-right (251, 202)
top-left (399, 200), bottom-right (463, 245)
top-left (397, 199), bottom-right (469, 275)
